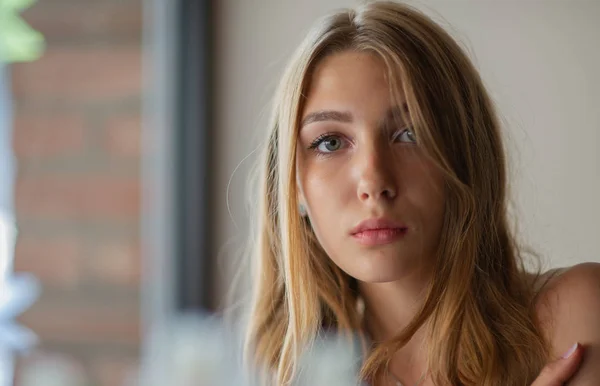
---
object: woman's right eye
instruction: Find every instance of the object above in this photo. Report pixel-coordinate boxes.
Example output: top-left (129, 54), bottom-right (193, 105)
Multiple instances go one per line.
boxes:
top-left (308, 134), bottom-right (345, 153)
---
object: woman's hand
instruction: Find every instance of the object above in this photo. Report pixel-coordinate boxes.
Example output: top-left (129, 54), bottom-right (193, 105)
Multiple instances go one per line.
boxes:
top-left (531, 343), bottom-right (583, 386)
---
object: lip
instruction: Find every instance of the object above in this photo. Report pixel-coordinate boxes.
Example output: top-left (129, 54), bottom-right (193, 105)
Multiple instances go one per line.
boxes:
top-left (350, 218), bottom-right (408, 246)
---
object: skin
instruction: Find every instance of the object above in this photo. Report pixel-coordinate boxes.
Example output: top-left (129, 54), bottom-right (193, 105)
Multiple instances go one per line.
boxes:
top-left (296, 51), bottom-right (445, 284)
top-left (296, 50), bottom-right (599, 385)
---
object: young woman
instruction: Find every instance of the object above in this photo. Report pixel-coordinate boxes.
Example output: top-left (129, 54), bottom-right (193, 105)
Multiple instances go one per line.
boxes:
top-left (243, 2), bottom-right (599, 385)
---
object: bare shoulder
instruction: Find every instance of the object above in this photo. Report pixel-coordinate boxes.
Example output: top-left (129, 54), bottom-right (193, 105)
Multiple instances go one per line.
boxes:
top-left (534, 262), bottom-right (600, 340)
top-left (534, 262), bottom-right (600, 383)
top-left (536, 262), bottom-right (600, 297)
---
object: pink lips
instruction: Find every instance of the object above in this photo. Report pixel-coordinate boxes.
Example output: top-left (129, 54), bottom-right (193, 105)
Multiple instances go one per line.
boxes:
top-left (350, 218), bottom-right (408, 246)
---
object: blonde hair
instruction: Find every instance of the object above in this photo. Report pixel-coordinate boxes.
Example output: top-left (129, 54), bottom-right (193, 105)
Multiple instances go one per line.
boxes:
top-left (244, 1), bottom-right (549, 385)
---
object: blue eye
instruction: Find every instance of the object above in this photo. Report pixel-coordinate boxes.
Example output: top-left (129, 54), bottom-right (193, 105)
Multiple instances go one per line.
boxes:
top-left (308, 134), bottom-right (345, 153)
top-left (394, 127), bottom-right (417, 144)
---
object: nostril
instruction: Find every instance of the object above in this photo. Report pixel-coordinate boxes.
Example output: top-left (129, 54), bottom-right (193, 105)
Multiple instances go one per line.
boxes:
top-left (379, 187), bottom-right (396, 200)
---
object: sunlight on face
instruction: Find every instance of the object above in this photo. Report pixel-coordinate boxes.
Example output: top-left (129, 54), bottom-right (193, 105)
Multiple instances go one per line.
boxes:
top-left (296, 51), bottom-right (445, 283)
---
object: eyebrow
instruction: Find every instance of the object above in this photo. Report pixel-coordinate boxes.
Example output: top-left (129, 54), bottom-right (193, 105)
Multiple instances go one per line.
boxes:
top-left (300, 110), bottom-right (353, 128)
top-left (383, 105), bottom-right (410, 125)
top-left (300, 104), bottom-right (410, 129)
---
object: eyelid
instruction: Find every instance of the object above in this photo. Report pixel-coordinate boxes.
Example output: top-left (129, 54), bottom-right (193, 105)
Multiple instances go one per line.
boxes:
top-left (307, 132), bottom-right (350, 154)
top-left (308, 132), bottom-right (336, 149)
top-left (393, 126), bottom-right (416, 143)
top-left (306, 126), bottom-right (415, 154)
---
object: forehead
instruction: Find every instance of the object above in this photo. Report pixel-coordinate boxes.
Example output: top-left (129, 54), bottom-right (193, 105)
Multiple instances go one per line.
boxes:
top-left (302, 51), bottom-right (406, 116)
top-left (311, 50), bottom-right (388, 80)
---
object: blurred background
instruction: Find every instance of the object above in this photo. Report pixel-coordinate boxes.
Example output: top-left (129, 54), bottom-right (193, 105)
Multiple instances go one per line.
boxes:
top-left (0, 0), bottom-right (598, 385)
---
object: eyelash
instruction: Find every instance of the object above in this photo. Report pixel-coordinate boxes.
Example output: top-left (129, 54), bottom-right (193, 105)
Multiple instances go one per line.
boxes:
top-left (307, 127), bottom-right (416, 153)
top-left (307, 132), bottom-right (339, 151)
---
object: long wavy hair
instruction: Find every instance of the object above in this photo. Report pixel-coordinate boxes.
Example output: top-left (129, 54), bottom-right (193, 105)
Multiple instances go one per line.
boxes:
top-left (244, 1), bottom-right (549, 385)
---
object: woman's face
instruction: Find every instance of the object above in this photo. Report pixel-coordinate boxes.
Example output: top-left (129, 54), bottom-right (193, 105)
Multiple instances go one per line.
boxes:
top-left (296, 50), bottom-right (446, 283)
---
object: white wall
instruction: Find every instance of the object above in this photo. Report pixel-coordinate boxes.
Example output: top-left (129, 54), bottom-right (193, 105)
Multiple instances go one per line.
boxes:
top-left (212, 0), bottom-right (600, 306)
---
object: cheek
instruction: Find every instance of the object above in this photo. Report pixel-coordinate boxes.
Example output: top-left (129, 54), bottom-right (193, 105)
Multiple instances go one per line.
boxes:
top-left (299, 163), bottom-right (353, 245)
top-left (415, 174), bottom-right (445, 211)
top-left (418, 179), bottom-right (446, 244)
top-left (300, 158), bottom-right (352, 208)
top-left (303, 170), bottom-right (346, 220)
top-left (402, 159), bottom-right (446, 220)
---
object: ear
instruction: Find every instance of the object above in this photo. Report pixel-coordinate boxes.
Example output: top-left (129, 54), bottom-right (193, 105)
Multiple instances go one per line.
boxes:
top-left (296, 183), bottom-right (308, 217)
top-left (296, 174), bottom-right (305, 205)
top-left (297, 190), bottom-right (305, 206)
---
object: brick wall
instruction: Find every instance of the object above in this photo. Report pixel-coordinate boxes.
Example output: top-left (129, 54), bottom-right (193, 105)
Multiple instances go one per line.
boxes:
top-left (10, 1), bottom-right (143, 385)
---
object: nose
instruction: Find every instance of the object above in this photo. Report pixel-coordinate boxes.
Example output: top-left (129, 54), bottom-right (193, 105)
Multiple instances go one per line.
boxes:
top-left (356, 144), bottom-right (398, 203)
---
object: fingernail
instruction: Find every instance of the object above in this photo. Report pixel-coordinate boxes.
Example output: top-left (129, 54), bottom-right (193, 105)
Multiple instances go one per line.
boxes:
top-left (562, 343), bottom-right (579, 359)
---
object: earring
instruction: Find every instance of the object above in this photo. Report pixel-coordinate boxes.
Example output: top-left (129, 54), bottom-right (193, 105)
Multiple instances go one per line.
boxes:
top-left (298, 204), bottom-right (308, 217)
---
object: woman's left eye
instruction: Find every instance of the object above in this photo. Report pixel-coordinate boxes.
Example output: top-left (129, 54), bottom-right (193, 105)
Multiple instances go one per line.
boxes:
top-left (393, 127), bottom-right (417, 144)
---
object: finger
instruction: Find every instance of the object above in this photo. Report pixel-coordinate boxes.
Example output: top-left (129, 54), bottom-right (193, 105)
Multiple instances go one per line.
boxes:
top-left (531, 343), bottom-right (584, 386)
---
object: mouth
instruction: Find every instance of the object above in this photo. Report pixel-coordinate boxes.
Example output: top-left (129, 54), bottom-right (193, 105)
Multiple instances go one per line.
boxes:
top-left (350, 218), bottom-right (409, 246)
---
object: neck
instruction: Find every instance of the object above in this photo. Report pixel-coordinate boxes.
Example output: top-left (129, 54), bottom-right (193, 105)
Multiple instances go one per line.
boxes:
top-left (359, 265), bottom-right (432, 342)
top-left (358, 265), bottom-right (433, 383)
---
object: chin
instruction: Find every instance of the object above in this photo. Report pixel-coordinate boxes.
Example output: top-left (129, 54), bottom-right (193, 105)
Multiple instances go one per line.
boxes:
top-left (355, 271), bottom-right (402, 283)
top-left (324, 242), bottom-right (424, 283)
top-left (355, 275), bottom-right (399, 284)
top-left (346, 255), bottom-right (407, 283)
